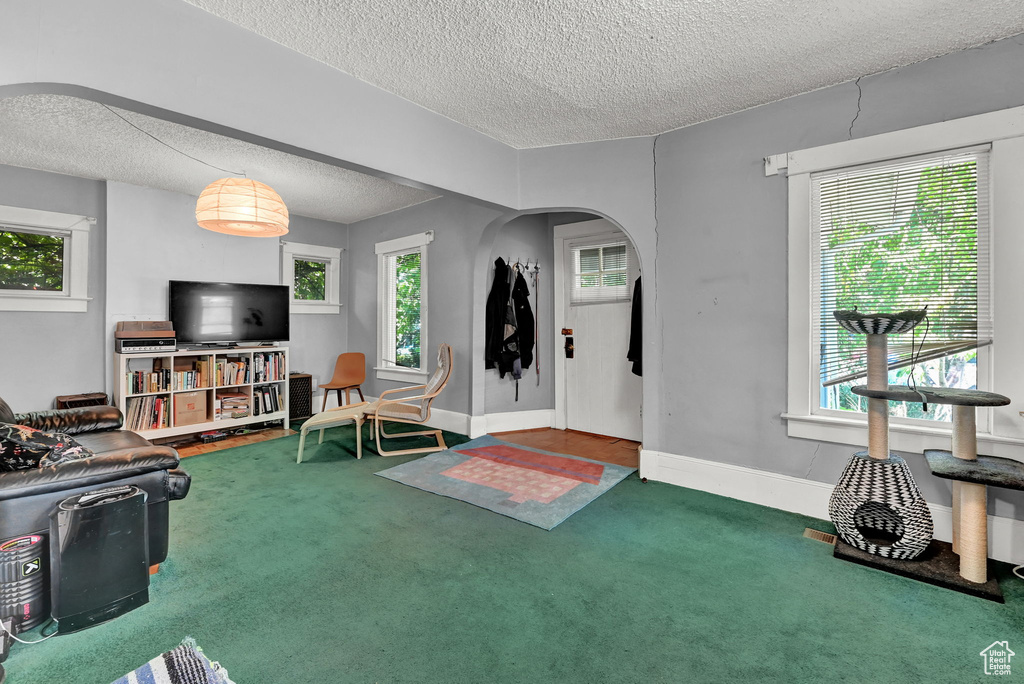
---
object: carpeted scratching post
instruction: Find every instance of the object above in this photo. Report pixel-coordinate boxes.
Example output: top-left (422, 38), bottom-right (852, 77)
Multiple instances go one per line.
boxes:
top-left (830, 310), bottom-right (1018, 600)
top-left (827, 310), bottom-right (933, 560)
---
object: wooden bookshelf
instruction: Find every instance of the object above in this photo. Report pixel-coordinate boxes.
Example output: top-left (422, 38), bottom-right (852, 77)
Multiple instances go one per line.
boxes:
top-left (115, 347), bottom-right (289, 439)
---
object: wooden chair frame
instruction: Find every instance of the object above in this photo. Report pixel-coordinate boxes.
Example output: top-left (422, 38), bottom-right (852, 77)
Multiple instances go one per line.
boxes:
top-left (367, 346), bottom-right (453, 456)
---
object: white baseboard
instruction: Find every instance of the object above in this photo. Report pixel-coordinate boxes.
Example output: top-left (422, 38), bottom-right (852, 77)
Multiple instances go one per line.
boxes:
top-left (428, 408), bottom-right (555, 438)
top-left (424, 406), bottom-right (473, 436)
top-left (641, 449), bottom-right (1024, 566)
top-left (482, 409), bottom-right (555, 435)
top-left (314, 396), bottom-right (553, 440)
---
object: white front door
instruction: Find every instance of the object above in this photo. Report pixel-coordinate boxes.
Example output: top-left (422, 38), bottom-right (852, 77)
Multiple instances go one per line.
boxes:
top-left (554, 220), bottom-right (642, 441)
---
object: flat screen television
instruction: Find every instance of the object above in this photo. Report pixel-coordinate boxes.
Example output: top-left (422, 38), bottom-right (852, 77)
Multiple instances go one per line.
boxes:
top-left (169, 280), bottom-right (290, 346)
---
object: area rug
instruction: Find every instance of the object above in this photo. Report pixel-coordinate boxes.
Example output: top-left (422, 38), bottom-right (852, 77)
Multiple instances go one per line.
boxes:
top-left (375, 435), bottom-right (636, 529)
top-left (111, 638), bottom-right (234, 684)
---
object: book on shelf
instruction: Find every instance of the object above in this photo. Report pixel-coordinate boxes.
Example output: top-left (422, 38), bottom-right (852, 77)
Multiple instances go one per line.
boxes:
top-left (215, 358), bottom-right (250, 386)
top-left (126, 367), bottom-right (171, 394)
top-left (252, 352), bottom-right (284, 383)
top-left (170, 356), bottom-right (212, 391)
top-left (125, 395), bottom-right (169, 431)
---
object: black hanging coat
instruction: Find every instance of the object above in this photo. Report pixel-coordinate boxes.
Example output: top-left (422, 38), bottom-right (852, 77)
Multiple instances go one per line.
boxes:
top-left (509, 269), bottom-right (534, 375)
top-left (485, 258), bottom-right (511, 373)
top-left (626, 276), bottom-right (642, 376)
top-left (485, 259), bottom-right (536, 380)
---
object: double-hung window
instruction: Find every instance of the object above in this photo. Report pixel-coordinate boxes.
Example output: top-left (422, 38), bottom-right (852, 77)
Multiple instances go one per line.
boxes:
top-left (782, 105), bottom-right (1024, 458)
top-left (375, 231), bottom-right (433, 381)
top-left (0, 204), bottom-right (93, 312)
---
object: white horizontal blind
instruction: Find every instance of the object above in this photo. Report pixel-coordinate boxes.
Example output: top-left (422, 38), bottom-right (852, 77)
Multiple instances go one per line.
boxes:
top-left (813, 147), bottom-right (991, 386)
top-left (570, 239), bottom-right (637, 305)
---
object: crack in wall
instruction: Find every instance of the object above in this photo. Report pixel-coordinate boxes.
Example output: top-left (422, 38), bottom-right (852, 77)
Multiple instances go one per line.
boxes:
top-left (848, 77), bottom-right (863, 140)
top-left (804, 443), bottom-right (821, 479)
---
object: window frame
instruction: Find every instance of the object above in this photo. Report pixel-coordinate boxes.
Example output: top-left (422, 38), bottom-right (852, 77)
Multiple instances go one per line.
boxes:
top-left (281, 241), bottom-right (342, 314)
top-left (0, 204), bottom-right (93, 312)
top-left (569, 239), bottom-right (634, 306)
top-left (780, 105), bottom-right (1024, 459)
top-left (375, 231), bottom-right (433, 383)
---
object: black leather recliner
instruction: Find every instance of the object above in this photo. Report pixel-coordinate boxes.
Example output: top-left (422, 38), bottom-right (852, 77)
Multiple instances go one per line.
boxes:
top-left (0, 396), bottom-right (190, 566)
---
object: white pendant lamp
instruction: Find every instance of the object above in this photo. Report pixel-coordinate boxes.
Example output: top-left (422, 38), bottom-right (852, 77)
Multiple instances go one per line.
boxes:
top-left (195, 177), bottom-right (289, 237)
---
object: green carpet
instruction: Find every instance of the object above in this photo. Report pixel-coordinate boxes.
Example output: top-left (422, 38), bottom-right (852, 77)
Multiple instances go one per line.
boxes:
top-left (8, 424), bottom-right (1023, 683)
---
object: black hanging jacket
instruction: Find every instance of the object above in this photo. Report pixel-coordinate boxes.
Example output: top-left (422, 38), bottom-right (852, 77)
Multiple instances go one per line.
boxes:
top-left (511, 269), bottom-right (534, 372)
top-left (485, 258), bottom-right (511, 373)
top-left (627, 276), bottom-right (642, 376)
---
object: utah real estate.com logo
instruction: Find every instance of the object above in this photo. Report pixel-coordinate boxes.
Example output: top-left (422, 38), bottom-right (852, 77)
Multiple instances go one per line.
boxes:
top-left (980, 641), bottom-right (1014, 676)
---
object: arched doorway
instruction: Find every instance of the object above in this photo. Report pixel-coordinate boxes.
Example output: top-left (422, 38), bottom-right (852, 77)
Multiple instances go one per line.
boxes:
top-left (473, 209), bottom-right (644, 462)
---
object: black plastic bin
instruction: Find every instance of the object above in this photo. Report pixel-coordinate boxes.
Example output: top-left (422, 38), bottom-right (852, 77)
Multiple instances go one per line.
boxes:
top-left (49, 485), bottom-right (149, 634)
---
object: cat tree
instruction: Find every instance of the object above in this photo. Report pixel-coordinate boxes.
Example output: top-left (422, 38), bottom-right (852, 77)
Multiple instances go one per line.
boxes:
top-left (829, 309), bottom-right (1019, 601)
top-left (828, 310), bottom-right (933, 560)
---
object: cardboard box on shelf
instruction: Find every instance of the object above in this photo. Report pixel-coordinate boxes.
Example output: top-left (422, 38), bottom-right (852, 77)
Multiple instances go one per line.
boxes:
top-left (174, 390), bottom-right (208, 426)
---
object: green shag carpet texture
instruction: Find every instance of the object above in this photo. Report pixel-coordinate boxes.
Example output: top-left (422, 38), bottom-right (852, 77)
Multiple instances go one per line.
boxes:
top-left (7, 423), bottom-right (1023, 683)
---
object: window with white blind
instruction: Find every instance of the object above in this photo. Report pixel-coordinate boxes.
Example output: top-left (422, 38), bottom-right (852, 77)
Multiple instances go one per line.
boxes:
top-left (570, 239), bottom-right (637, 305)
top-left (375, 231), bottom-right (433, 382)
top-left (814, 148), bottom-right (990, 423)
top-left (781, 104), bottom-right (1024, 458)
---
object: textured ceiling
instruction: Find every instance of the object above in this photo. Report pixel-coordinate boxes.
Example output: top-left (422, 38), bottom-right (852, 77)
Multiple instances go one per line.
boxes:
top-left (4, 3), bottom-right (1023, 223)
top-left (0, 95), bottom-right (438, 225)
top-left (184, 0), bottom-right (1024, 148)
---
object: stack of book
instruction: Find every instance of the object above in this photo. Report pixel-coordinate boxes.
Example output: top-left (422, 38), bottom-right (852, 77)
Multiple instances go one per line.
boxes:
top-left (215, 391), bottom-right (249, 420)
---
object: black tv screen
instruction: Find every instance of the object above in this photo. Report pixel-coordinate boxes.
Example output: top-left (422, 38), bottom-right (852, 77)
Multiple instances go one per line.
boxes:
top-left (169, 280), bottom-right (290, 346)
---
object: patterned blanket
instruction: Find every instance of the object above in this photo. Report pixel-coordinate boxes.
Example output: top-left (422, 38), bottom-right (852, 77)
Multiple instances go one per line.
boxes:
top-left (111, 638), bottom-right (233, 684)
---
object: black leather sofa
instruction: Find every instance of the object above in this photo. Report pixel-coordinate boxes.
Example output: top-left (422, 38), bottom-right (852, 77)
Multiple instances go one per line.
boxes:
top-left (0, 396), bottom-right (190, 566)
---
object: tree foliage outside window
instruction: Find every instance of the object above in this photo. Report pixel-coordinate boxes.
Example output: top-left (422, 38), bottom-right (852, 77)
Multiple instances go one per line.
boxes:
top-left (0, 229), bottom-right (64, 291)
top-left (394, 252), bottom-right (421, 369)
top-left (820, 160), bottom-right (980, 422)
top-left (293, 258), bottom-right (326, 301)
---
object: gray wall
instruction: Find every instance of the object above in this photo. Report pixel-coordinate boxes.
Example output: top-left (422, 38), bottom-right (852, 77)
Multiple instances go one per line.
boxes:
top-left (104, 182), bottom-right (280, 398)
top-left (0, 165), bottom-right (106, 411)
top-left (104, 182), bottom-right (349, 405)
top-left (652, 33), bottom-right (1024, 517)
top-left (516, 137), bottom-right (660, 440)
top-left (347, 197), bottom-right (504, 414)
top-left (483, 214), bottom-right (555, 414)
top-left (278, 214), bottom-right (349, 397)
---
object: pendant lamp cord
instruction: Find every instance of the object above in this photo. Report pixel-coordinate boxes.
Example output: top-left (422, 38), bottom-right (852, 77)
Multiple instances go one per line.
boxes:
top-left (100, 104), bottom-right (246, 177)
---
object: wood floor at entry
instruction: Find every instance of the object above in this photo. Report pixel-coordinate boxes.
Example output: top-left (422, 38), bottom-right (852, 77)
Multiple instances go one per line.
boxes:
top-left (176, 426), bottom-right (639, 468)
top-left (492, 428), bottom-right (639, 468)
